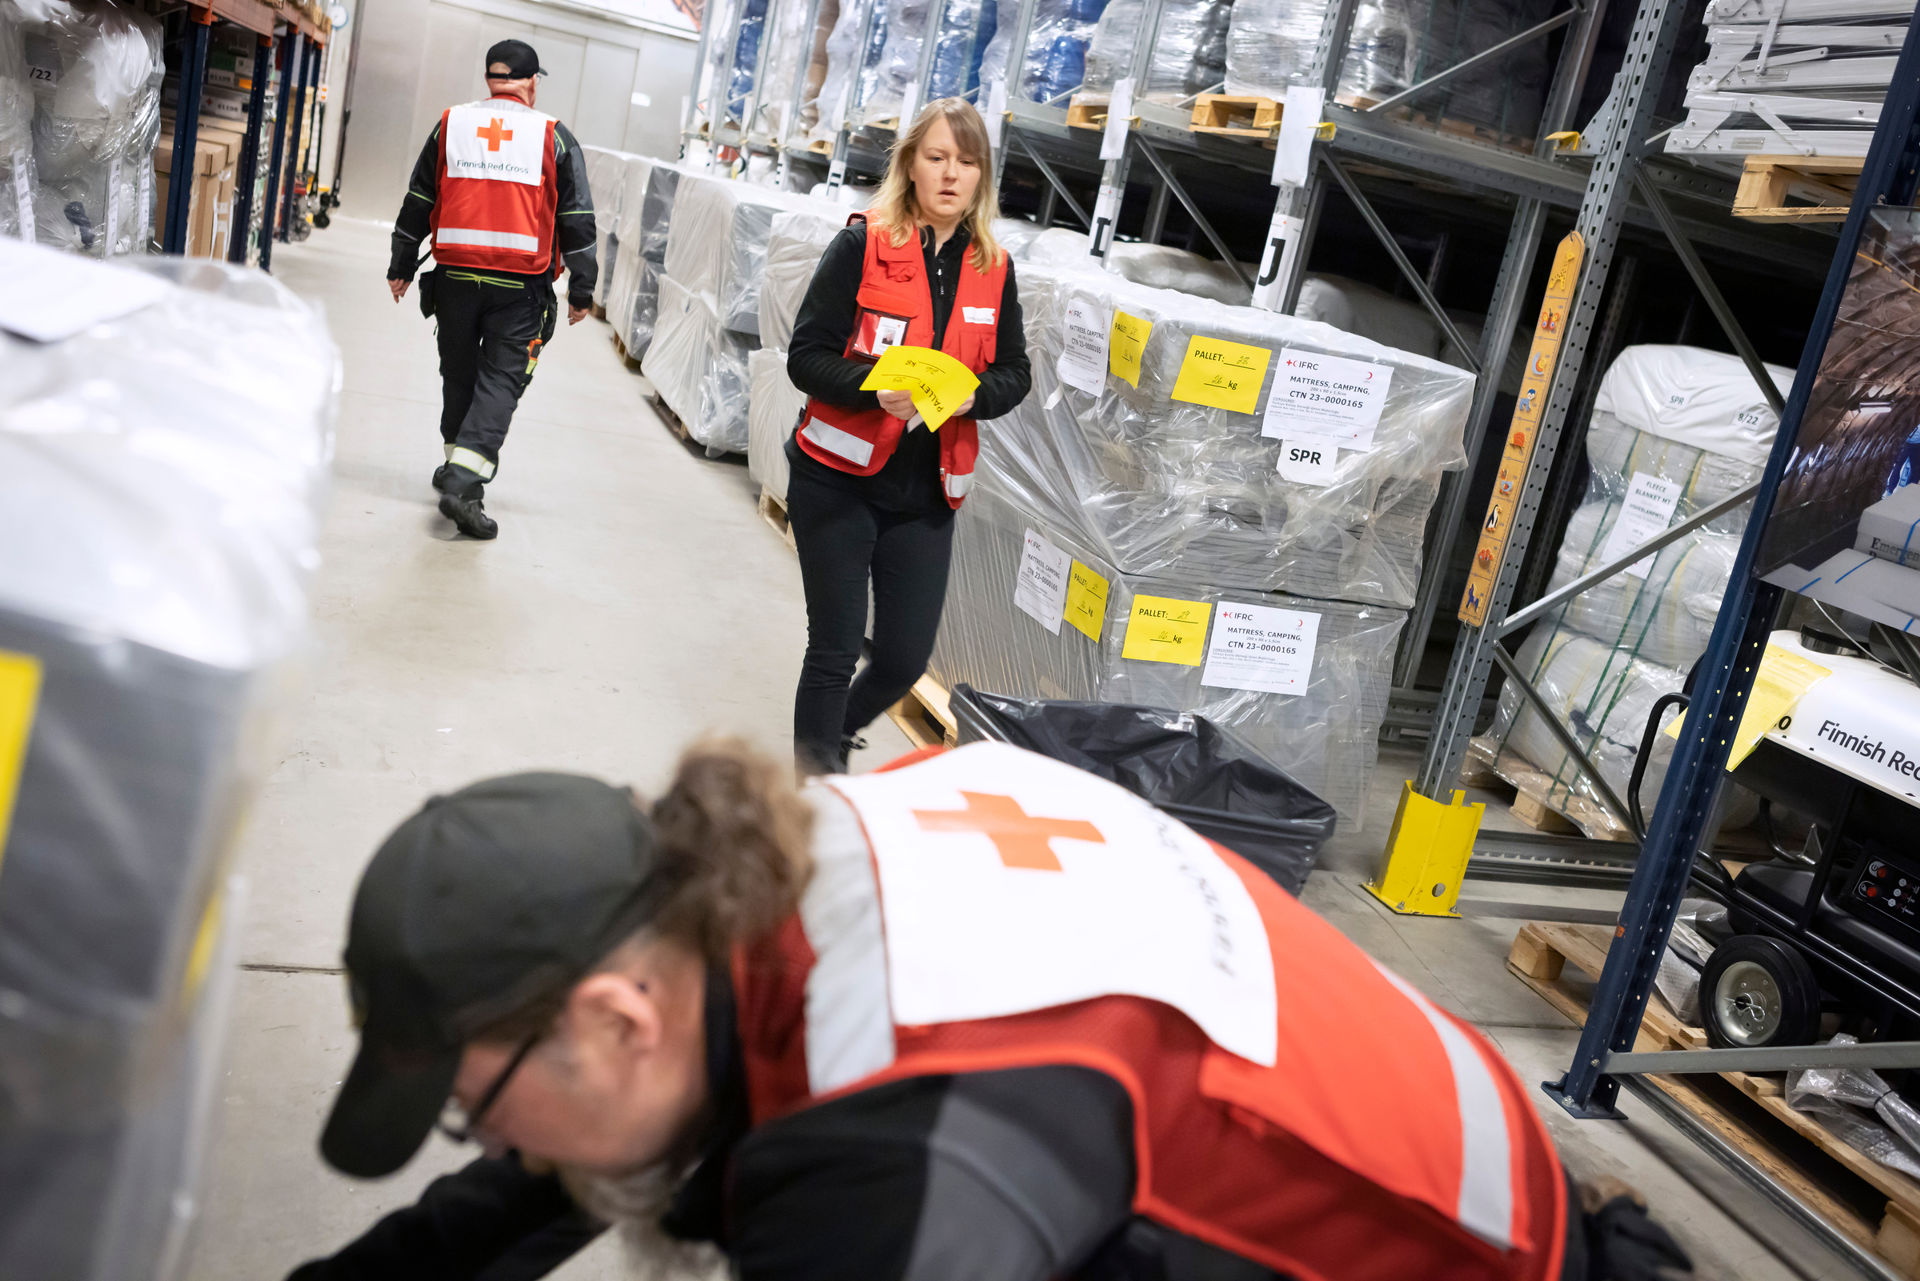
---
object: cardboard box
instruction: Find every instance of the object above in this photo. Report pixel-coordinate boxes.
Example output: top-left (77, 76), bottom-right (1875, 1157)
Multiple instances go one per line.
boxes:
top-left (154, 131), bottom-right (236, 258)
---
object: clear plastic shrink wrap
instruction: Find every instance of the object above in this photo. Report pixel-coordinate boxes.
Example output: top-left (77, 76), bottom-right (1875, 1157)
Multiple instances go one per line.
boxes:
top-left (749, 347), bottom-right (805, 501)
top-left (0, 245), bottom-right (337, 1281)
top-left (980, 0), bottom-right (1113, 105)
top-left (1788, 1035), bottom-right (1920, 1178)
top-left (809, 0), bottom-right (892, 141)
top-left (759, 207), bottom-right (844, 351)
top-left (1472, 345), bottom-right (1790, 835)
top-left (929, 481), bottom-right (1404, 826)
top-left (996, 261), bottom-right (1470, 608)
top-left (1, 12), bottom-right (36, 241)
top-left (581, 145), bottom-right (636, 310)
top-left (644, 271), bottom-right (750, 454)
top-left (14, 0), bottom-right (163, 257)
top-left (604, 156), bottom-right (684, 361)
top-left (1082, 0), bottom-right (1233, 100)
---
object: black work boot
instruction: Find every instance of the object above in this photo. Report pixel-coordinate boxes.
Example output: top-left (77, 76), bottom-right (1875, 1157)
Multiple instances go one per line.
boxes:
top-left (434, 464), bottom-right (499, 540)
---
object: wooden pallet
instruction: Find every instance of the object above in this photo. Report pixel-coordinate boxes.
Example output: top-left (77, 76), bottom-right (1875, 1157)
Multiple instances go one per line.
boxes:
top-left (647, 393), bottom-right (692, 444)
top-left (1511, 921), bottom-right (1920, 1277)
top-left (1734, 155), bottom-right (1863, 224)
top-left (1190, 93), bottom-right (1281, 139)
top-left (591, 302), bottom-right (607, 321)
top-left (1066, 93), bottom-right (1109, 131)
top-left (612, 331), bottom-right (640, 367)
top-left (887, 671), bottom-right (958, 750)
top-left (757, 485), bottom-right (795, 553)
top-left (1460, 744), bottom-right (1632, 841)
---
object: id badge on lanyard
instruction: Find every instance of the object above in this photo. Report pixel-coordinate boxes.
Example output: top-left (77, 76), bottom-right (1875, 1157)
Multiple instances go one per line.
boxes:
top-left (852, 308), bottom-right (910, 360)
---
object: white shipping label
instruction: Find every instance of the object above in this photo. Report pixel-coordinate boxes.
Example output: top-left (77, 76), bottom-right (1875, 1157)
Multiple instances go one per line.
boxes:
top-left (1272, 85), bottom-right (1324, 187)
top-left (1261, 348), bottom-right (1393, 448)
top-left (984, 79), bottom-right (1008, 152)
top-left (827, 742), bottom-right (1280, 1066)
top-left (1274, 439), bottom-right (1338, 485)
top-left (1201, 602), bottom-right (1321, 696)
top-left (1055, 296), bottom-right (1110, 395)
top-left (1014, 527), bottom-right (1073, 634)
top-left (1600, 471), bottom-right (1684, 579)
top-left (1101, 77), bottom-right (1133, 161)
top-left (12, 156), bottom-right (31, 244)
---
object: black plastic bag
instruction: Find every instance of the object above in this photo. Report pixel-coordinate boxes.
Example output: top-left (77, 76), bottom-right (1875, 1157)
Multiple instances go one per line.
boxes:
top-left (950, 686), bottom-right (1337, 894)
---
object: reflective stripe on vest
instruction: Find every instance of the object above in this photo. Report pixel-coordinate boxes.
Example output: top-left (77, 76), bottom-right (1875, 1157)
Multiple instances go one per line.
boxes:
top-left (801, 416), bottom-right (875, 469)
top-left (1376, 966), bottom-right (1516, 1249)
top-left (436, 226), bottom-right (542, 252)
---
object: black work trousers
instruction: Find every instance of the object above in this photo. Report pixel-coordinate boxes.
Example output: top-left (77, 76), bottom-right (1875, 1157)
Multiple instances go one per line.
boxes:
top-left (787, 463), bottom-right (956, 773)
top-left (432, 269), bottom-right (554, 481)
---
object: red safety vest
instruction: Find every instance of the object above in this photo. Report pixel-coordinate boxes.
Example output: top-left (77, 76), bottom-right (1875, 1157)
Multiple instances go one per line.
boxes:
top-left (733, 744), bottom-right (1567, 1281)
top-left (431, 97), bottom-right (562, 278)
top-left (794, 214), bottom-right (1006, 509)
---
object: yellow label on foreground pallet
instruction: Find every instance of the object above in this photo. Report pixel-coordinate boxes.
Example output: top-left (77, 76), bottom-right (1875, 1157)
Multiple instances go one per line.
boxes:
top-left (0, 649), bottom-right (43, 873)
top-left (1121, 594), bottom-right (1209, 665)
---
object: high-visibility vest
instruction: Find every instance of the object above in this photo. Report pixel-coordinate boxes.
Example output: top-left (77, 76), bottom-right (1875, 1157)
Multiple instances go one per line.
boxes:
top-left (430, 97), bottom-right (562, 277)
top-left (794, 214), bottom-right (1006, 509)
top-left (733, 743), bottom-right (1567, 1281)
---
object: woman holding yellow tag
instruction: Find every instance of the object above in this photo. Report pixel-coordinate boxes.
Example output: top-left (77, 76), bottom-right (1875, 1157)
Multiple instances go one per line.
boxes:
top-left (784, 97), bottom-right (1032, 775)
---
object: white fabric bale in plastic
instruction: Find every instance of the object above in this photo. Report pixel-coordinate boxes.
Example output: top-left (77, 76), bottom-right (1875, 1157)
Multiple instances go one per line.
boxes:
top-left (749, 347), bottom-right (805, 502)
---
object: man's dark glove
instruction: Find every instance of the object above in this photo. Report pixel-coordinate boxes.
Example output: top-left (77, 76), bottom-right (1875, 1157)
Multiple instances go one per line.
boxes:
top-left (1586, 1193), bottom-right (1694, 1280)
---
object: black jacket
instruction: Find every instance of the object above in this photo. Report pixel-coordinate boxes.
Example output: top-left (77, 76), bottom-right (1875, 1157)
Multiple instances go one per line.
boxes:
top-left (388, 104), bottom-right (598, 310)
top-left (785, 222), bottom-right (1031, 515)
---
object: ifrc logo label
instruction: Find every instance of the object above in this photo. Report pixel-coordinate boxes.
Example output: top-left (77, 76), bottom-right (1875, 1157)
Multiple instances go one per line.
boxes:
top-left (445, 103), bottom-right (549, 186)
top-left (826, 742), bottom-right (1279, 1065)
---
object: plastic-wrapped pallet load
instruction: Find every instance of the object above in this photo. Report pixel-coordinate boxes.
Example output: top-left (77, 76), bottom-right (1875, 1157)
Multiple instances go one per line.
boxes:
top-left (1470, 345), bottom-right (1791, 836)
top-left (748, 347), bottom-right (804, 502)
top-left (929, 478), bottom-right (1404, 826)
top-left (0, 242), bottom-right (337, 1281)
top-left (760, 206), bottom-right (844, 351)
top-left (995, 260), bottom-right (1471, 608)
top-left (979, 0), bottom-right (1113, 105)
top-left (809, 0), bottom-right (891, 142)
top-left (581, 145), bottom-right (637, 311)
top-left (1, 11), bottom-right (36, 241)
top-left (1083, 0), bottom-right (1233, 100)
top-left (864, 0), bottom-right (997, 122)
top-left (15, 0), bottom-right (164, 257)
top-left (603, 155), bottom-right (683, 362)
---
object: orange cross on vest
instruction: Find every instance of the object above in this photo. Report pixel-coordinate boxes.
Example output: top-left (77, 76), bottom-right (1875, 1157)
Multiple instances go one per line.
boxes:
top-left (476, 117), bottom-right (515, 151)
top-left (912, 792), bottom-right (1105, 871)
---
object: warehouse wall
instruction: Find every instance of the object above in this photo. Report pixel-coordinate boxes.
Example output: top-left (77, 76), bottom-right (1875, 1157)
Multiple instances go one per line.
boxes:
top-left (339, 0), bottom-right (696, 217)
top-left (317, 0), bottom-right (359, 202)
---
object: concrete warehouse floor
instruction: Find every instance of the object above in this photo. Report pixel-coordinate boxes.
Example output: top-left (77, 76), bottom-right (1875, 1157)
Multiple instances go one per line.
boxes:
top-left (192, 217), bottom-right (1835, 1281)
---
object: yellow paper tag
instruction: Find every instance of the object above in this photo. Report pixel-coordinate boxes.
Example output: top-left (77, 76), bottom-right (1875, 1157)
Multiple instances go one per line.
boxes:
top-left (1109, 311), bottom-right (1151, 388)
top-left (859, 344), bottom-right (982, 430)
top-left (0, 650), bottom-right (43, 875)
top-left (1064, 561), bottom-right (1110, 641)
top-left (1121, 594), bottom-right (1209, 666)
top-left (1666, 644), bottom-right (1832, 770)
top-left (1170, 336), bottom-right (1270, 414)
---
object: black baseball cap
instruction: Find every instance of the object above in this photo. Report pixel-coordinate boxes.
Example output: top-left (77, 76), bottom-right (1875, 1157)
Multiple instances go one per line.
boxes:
top-left (319, 772), bottom-right (670, 1179)
top-left (485, 39), bottom-right (546, 80)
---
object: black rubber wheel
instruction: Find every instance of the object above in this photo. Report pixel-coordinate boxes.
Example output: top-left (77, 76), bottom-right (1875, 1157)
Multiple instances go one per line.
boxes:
top-left (1699, 934), bottom-right (1822, 1048)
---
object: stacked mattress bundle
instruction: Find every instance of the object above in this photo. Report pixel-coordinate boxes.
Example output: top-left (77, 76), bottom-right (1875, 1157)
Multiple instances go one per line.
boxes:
top-left (1082, 0), bottom-right (1234, 100)
top-left (1473, 345), bottom-right (1793, 834)
top-left (1667, 0), bottom-right (1910, 159)
top-left (581, 145), bottom-right (642, 312)
top-left (602, 156), bottom-right (684, 363)
top-left (643, 172), bottom-right (842, 454)
top-left (749, 207), bottom-right (844, 502)
top-left (809, 0), bottom-right (998, 139)
top-left (9, 0), bottom-right (165, 255)
top-left (927, 260), bottom-right (1473, 825)
top-left (0, 246), bottom-right (337, 1278)
top-left (979, 0), bottom-right (1114, 106)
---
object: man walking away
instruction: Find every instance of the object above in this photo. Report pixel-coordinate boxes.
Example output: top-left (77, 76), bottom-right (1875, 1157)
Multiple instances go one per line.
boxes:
top-left (387, 39), bottom-right (597, 540)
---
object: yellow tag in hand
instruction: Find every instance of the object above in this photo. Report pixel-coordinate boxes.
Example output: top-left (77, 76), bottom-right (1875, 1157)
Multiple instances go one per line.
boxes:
top-left (1665, 644), bottom-right (1832, 770)
top-left (1170, 336), bottom-right (1271, 414)
top-left (1064, 561), bottom-right (1110, 641)
top-left (1121, 594), bottom-right (1209, 666)
top-left (1110, 312), bottom-right (1151, 388)
top-left (859, 345), bottom-right (982, 431)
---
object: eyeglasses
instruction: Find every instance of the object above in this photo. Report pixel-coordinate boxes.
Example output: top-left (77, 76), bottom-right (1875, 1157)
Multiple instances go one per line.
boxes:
top-left (437, 1028), bottom-right (542, 1145)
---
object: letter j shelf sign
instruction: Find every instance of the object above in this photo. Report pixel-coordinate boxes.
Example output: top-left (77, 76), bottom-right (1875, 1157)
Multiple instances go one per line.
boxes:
top-left (1457, 231), bottom-right (1586, 628)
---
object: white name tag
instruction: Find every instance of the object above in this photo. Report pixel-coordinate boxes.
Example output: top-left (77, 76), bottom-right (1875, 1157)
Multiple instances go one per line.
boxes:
top-left (445, 104), bottom-right (548, 187)
top-left (963, 306), bottom-right (996, 325)
top-left (826, 742), bottom-right (1279, 1066)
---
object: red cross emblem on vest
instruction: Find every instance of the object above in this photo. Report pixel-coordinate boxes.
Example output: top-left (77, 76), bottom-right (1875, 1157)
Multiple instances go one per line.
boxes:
top-left (476, 117), bottom-right (515, 151)
top-left (913, 792), bottom-right (1105, 871)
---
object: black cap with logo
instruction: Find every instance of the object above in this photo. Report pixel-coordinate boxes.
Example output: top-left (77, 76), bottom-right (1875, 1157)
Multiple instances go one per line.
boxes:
top-left (485, 38), bottom-right (547, 80)
top-left (319, 772), bottom-right (668, 1179)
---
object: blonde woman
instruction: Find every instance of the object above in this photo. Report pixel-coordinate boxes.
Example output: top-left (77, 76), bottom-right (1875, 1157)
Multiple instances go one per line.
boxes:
top-left (784, 98), bottom-right (1032, 775)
